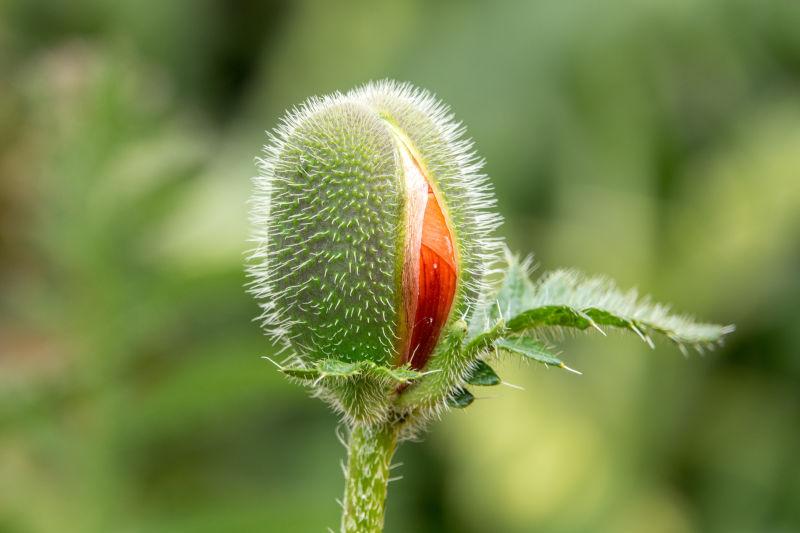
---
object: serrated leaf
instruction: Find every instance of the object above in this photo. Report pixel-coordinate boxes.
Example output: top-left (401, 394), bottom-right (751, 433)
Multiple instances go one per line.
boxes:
top-left (465, 360), bottom-right (501, 386)
top-left (495, 337), bottom-right (566, 367)
top-left (447, 387), bottom-right (475, 408)
top-left (502, 270), bottom-right (733, 350)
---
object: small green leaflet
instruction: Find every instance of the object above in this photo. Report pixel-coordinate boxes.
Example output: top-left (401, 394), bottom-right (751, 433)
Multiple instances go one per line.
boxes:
top-left (447, 387), bottom-right (475, 408)
top-left (267, 358), bottom-right (424, 384)
top-left (464, 360), bottom-right (501, 386)
top-left (495, 337), bottom-right (581, 374)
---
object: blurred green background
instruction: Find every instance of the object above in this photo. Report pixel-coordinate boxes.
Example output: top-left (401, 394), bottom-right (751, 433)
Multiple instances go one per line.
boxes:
top-left (1, 1), bottom-right (799, 532)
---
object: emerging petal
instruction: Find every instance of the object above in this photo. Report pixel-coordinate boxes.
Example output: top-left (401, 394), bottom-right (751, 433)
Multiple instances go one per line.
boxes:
top-left (398, 144), bottom-right (458, 370)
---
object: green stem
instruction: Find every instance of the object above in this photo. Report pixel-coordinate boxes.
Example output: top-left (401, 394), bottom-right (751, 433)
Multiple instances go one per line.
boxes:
top-left (340, 422), bottom-right (400, 533)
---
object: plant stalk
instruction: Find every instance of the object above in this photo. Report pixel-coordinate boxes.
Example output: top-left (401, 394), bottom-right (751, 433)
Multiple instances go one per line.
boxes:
top-left (340, 422), bottom-right (400, 533)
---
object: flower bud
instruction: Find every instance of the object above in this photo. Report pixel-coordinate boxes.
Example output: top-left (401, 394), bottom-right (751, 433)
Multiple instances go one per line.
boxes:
top-left (249, 81), bottom-right (501, 373)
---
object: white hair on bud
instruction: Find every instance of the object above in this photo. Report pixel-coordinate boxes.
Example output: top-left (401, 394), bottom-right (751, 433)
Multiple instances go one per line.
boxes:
top-left (247, 80), bottom-right (503, 368)
top-left (352, 80), bottom-right (504, 317)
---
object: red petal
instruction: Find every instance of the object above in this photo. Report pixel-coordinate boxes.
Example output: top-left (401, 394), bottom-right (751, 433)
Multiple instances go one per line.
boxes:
top-left (405, 186), bottom-right (457, 370)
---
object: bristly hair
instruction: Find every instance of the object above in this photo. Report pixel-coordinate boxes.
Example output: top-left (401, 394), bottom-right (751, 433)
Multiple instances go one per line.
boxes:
top-left (247, 80), bottom-right (503, 364)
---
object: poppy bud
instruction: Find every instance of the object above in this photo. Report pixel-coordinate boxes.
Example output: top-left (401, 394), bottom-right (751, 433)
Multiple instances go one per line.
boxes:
top-left (249, 81), bottom-right (501, 378)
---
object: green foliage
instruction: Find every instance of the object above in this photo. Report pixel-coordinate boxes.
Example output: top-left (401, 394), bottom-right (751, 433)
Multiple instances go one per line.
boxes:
top-left (473, 250), bottom-right (733, 351)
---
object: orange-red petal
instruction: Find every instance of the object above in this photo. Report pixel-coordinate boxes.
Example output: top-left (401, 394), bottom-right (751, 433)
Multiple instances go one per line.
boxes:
top-left (405, 185), bottom-right (457, 370)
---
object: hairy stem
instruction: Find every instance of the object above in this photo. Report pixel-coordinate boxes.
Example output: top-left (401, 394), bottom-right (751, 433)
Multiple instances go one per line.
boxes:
top-left (341, 422), bottom-right (400, 533)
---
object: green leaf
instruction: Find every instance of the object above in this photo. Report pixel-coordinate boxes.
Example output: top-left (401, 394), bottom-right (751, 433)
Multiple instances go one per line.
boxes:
top-left (494, 337), bottom-right (580, 374)
top-left (503, 270), bottom-right (733, 350)
top-left (505, 305), bottom-right (587, 331)
top-left (468, 247), bottom-right (535, 338)
top-left (464, 360), bottom-right (501, 386)
top-left (447, 387), bottom-right (475, 408)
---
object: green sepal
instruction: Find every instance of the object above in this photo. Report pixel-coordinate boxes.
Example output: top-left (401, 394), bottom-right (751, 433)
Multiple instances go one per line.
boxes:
top-left (447, 387), bottom-right (475, 408)
top-left (464, 360), bottom-right (501, 386)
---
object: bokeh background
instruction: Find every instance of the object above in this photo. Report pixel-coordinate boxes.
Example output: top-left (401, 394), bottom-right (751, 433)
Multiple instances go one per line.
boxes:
top-left (2, 1), bottom-right (799, 532)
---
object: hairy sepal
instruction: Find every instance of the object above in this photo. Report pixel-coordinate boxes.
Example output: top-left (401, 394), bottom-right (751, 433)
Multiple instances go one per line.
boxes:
top-left (355, 81), bottom-right (504, 330)
top-left (249, 80), bottom-right (503, 370)
top-left (250, 98), bottom-right (403, 366)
